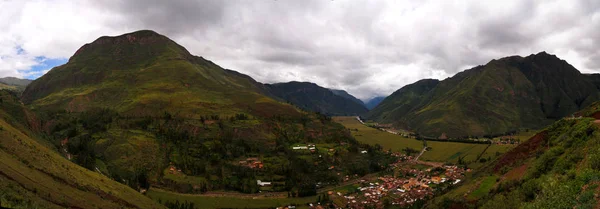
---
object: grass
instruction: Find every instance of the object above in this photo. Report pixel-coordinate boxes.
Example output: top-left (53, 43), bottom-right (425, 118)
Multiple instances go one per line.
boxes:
top-left (333, 116), bottom-right (422, 151)
top-left (147, 188), bottom-right (315, 209)
top-left (333, 116), bottom-right (516, 167)
top-left (468, 176), bottom-right (498, 200)
top-left (163, 169), bottom-right (208, 186)
top-left (0, 82), bottom-right (18, 91)
top-left (332, 184), bottom-right (360, 194)
top-left (492, 129), bottom-right (538, 142)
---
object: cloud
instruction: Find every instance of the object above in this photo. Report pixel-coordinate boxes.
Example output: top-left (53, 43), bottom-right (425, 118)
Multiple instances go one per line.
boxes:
top-left (0, 0), bottom-right (599, 100)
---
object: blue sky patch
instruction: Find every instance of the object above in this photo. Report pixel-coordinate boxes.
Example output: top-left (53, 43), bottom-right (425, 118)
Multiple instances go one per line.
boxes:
top-left (23, 57), bottom-right (67, 79)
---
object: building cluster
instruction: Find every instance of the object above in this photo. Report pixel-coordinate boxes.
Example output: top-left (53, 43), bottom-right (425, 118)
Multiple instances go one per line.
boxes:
top-left (493, 137), bottom-right (521, 145)
top-left (339, 162), bottom-right (466, 208)
top-left (238, 157), bottom-right (264, 169)
top-left (292, 144), bottom-right (317, 152)
top-left (167, 163), bottom-right (182, 174)
top-left (256, 180), bottom-right (272, 186)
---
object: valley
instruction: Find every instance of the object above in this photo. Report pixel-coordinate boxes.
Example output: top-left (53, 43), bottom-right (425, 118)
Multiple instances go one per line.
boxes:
top-left (333, 116), bottom-right (520, 169)
top-left (1, 10), bottom-right (599, 208)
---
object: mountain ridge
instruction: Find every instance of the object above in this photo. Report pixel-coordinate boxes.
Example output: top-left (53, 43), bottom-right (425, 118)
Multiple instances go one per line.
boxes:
top-left (364, 96), bottom-right (386, 110)
top-left (364, 52), bottom-right (600, 138)
top-left (266, 81), bottom-right (369, 115)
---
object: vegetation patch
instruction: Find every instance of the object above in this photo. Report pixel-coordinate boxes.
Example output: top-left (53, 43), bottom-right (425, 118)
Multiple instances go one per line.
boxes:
top-left (468, 176), bottom-right (498, 200)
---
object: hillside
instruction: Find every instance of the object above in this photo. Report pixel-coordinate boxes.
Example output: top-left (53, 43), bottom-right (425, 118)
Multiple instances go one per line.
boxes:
top-left (0, 77), bottom-right (32, 87)
top-left (364, 96), bottom-right (386, 110)
top-left (18, 30), bottom-right (393, 200)
top-left (0, 90), bottom-right (163, 209)
top-left (364, 52), bottom-right (600, 138)
top-left (267, 81), bottom-right (368, 115)
top-left (22, 30), bottom-right (296, 118)
top-left (426, 101), bottom-right (600, 209)
top-left (329, 89), bottom-right (366, 107)
top-left (0, 77), bottom-right (32, 93)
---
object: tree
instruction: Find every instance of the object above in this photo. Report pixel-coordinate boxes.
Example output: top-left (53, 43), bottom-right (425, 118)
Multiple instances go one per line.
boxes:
top-left (402, 147), bottom-right (419, 156)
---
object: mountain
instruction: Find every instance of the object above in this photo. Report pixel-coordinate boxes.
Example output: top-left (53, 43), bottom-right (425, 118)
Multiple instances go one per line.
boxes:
top-left (22, 30), bottom-right (297, 118)
top-left (364, 52), bottom-right (600, 138)
top-left (266, 81), bottom-right (369, 115)
top-left (426, 102), bottom-right (600, 209)
top-left (364, 96), bottom-right (386, 110)
top-left (19, 30), bottom-right (391, 200)
top-left (329, 89), bottom-right (366, 107)
top-left (0, 77), bottom-right (32, 92)
top-left (0, 77), bottom-right (32, 86)
top-left (0, 90), bottom-right (163, 209)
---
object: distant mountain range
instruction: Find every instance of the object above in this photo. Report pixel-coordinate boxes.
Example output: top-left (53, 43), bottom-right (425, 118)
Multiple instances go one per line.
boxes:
top-left (364, 52), bottom-right (600, 138)
top-left (0, 77), bottom-right (32, 92)
top-left (364, 96), bottom-right (386, 110)
top-left (266, 82), bottom-right (368, 115)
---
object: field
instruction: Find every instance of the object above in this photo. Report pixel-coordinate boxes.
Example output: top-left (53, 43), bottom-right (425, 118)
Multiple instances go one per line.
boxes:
top-left (333, 116), bottom-right (423, 151)
top-left (147, 188), bottom-right (315, 209)
top-left (333, 116), bottom-right (517, 167)
top-left (468, 176), bottom-right (498, 200)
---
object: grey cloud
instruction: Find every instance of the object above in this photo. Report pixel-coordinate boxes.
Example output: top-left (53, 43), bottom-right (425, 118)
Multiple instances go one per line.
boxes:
top-left (91, 0), bottom-right (227, 36)
top-left (3, 0), bottom-right (600, 100)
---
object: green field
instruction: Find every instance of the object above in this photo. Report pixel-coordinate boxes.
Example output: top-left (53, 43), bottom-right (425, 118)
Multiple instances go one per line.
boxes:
top-left (333, 117), bottom-right (423, 151)
top-left (333, 116), bottom-right (516, 166)
top-left (468, 176), bottom-right (498, 200)
top-left (147, 188), bottom-right (315, 209)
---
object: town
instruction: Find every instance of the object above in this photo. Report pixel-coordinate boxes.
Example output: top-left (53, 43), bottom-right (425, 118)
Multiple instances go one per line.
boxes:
top-left (277, 152), bottom-right (467, 209)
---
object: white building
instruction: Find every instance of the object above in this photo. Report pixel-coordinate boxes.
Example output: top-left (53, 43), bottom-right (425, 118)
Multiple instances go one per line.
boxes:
top-left (257, 180), bottom-right (272, 186)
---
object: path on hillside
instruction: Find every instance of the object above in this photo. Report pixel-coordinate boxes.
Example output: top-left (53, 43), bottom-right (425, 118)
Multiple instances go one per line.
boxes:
top-left (414, 160), bottom-right (444, 167)
top-left (414, 147), bottom-right (427, 161)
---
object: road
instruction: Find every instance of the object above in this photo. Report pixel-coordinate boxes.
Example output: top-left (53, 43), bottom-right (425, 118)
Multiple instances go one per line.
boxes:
top-left (413, 146), bottom-right (427, 161)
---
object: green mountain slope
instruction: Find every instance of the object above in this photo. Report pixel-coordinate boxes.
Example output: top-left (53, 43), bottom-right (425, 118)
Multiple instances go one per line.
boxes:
top-left (365, 79), bottom-right (439, 124)
top-left (365, 52), bottom-right (600, 138)
top-left (0, 90), bottom-right (163, 209)
top-left (22, 30), bottom-right (298, 118)
top-left (426, 102), bottom-right (600, 209)
top-left (329, 89), bottom-right (366, 107)
top-left (267, 81), bottom-right (368, 115)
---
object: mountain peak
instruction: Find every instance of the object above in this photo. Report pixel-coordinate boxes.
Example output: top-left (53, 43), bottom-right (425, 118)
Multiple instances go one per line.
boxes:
top-left (535, 51), bottom-right (550, 56)
top-left (70, 30), bottom-right (190, 62)
top-left (93, 30), bottom-right (166, 44)
top-left (529, 51), bottom-right (558, 59)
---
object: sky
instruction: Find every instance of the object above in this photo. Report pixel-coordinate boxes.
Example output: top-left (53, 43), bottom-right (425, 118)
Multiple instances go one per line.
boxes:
top-left (1, 0), bottom-right (599, 101)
